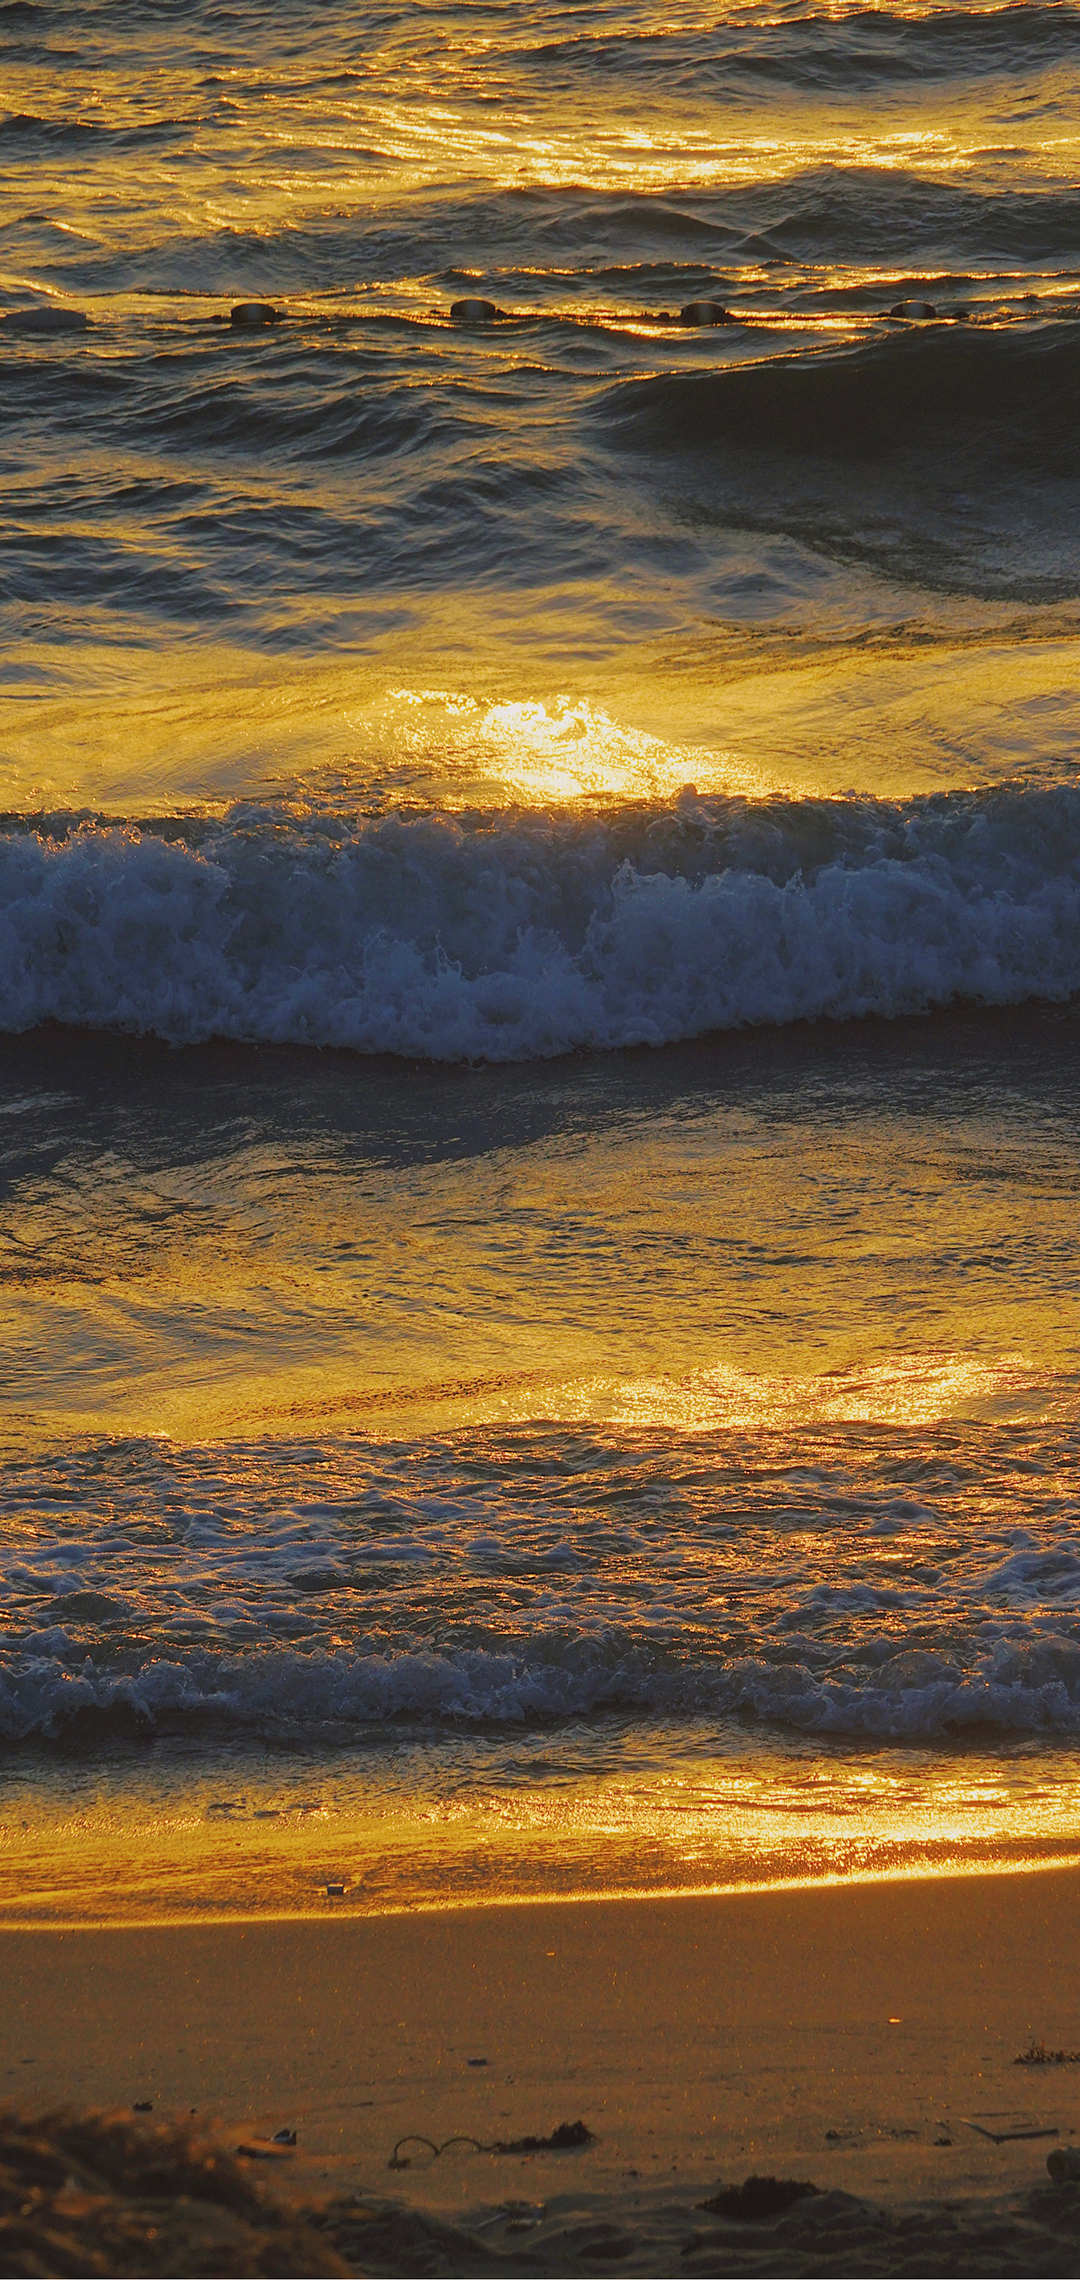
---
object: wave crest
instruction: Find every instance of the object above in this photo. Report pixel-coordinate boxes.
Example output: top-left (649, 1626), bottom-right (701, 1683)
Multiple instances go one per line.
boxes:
top-left (611, 322), bottom-right (1080, 462)
top-left (3, 782), bottom-right (1080, 1060)
top-left (7, 1628), bottom-right (1080, 1744)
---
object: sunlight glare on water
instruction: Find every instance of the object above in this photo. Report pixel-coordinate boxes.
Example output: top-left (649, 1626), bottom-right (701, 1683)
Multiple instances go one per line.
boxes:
top-left (3, 0), bottom-right (1080, 1919)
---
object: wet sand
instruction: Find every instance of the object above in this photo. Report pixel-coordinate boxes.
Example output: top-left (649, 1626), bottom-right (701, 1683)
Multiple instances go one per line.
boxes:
top-left (4, 1866), bottom-right (1080, 2270)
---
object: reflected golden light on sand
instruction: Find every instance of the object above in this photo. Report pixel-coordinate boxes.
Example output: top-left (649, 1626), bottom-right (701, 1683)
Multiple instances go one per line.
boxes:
top-left (2, 1747), bottom-right (1078, 1929)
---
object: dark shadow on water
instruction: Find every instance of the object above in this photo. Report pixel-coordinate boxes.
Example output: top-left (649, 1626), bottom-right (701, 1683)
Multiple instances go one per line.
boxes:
top-left (0, 996), bottom-right (1078, 1182)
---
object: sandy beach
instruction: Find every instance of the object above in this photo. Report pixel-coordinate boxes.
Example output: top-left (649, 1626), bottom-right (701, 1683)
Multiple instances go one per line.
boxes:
top-left (5, 1865), bottom-right (1080, 2272)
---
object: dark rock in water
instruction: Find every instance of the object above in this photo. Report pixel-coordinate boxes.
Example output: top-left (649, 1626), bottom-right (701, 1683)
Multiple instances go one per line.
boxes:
top-left (680, 300), bottom-right (734, 325)
top-left (889, 300), bottom-right (937, 318)
top-left (450, 297), bottom-right (503, 322)
top-left (230, 301), bottom-right (280, 327)
top-left (699, 2175), bottom-right (819, 2222)
top-left (2, 305), bottom-right (89, 332)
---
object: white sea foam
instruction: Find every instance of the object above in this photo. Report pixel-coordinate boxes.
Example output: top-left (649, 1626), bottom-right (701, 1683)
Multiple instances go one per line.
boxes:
top-left (5, 1628), bottom-right (1080, 1743)
top-left (3, 1407), bottom-right (1078, 1748)
top-left (3, 784), bottom-right (1080, 1060)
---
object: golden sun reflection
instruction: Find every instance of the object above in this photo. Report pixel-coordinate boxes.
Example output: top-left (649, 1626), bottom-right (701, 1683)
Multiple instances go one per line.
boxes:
top-left (2, 1747), bottom-right (1077, 1930)
top-left (577, 1352), bottom-right (1041, 1432)
top-left (383, 689), bottom-right (762, 803)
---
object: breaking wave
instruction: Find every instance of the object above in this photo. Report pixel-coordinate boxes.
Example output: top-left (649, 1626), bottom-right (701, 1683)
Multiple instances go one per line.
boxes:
top-left (7, 1629), bottom-right (1080, 1745)
top-left (4, 780), bottom-right (1080, 1061)
top-left (611, 320), bottom-right (1080, 462)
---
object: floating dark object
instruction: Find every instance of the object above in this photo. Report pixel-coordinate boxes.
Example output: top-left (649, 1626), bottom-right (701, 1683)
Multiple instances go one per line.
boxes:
top-left (230, 301), bottom-right (280, 327)
top-left (325, 1880), bottom-right (347, 1897)
top-left (1016, 2042), bottom-right (1080, 2067)
top-left (680, 300), bottom-right (734, 325)
top-left (272, 2129), bottom-right (297, 2146)
top-left (2, 305), bottom-right (89, 332)
top-left (450, 297), bottom-right (504, 322)
top-left (889, 300), bottom-right (936, 318)
top-left (698, 2176), bottom-right (819, 2222)
top-left (132, 2101), bottom-right (153, 2113)
top-left (1048, 2147), bottom-right (1080, 2182)
top-left (467, 2057), bottom-right (489, 2067)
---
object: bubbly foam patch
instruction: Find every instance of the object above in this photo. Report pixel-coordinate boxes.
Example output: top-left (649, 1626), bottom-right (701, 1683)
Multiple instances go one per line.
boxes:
top-left (3, 1412), bottom-right (1080, 1744)
top-left (6, 1630), bottom-right (1080, 1744)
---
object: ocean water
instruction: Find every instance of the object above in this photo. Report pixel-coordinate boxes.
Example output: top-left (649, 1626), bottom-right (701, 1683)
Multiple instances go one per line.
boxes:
top-left (2, 0), bottom-right (1080, 1924)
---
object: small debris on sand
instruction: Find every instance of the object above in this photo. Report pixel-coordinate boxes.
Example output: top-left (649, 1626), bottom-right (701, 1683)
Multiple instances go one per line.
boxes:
top-left (1015, 2040), bottom-right (1080, 2066)
top-left (963, 2118), bottom-right (1059, 2144)
top-left (502, 2119), bottom-right (594, 2153)
top-left (389, 2116), bottom-right (595, 2167)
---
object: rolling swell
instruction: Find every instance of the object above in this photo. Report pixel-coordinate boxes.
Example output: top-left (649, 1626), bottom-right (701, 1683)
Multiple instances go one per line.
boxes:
top-left (4, 782), bottom-right (1080, 1060)
top-left (610, 321), bottom-right (1080, 462)
top-left (511, 5), bottom-right (1080, 94)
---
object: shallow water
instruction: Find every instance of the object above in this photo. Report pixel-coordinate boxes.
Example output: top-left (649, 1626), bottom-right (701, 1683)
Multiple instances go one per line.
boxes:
top-left (2, 0), bottom-right (1080, 1921)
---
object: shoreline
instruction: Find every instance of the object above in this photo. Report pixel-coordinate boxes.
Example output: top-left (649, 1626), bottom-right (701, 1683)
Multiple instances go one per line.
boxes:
top-left (3, 1843), bottom-right (1080, 1936)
